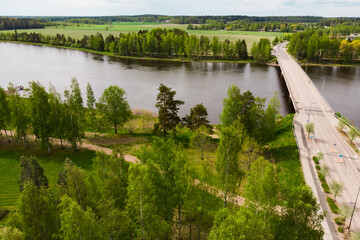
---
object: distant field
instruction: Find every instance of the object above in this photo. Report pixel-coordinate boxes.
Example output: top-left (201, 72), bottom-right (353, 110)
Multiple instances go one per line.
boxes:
top-left (0, 22), bottom-right (284, 50)
top-left (0, 145), bottom-right (96, 207)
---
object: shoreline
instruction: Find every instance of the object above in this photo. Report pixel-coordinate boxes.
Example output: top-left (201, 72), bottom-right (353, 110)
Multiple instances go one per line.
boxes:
top-left (0, 40), bottom-right (254, 64)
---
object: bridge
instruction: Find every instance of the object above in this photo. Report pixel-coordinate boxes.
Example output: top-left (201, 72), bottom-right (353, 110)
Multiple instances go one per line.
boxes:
top-left (273, 43), bottom-right (360, 240)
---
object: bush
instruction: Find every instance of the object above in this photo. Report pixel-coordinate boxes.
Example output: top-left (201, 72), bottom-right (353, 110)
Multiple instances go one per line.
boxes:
top-left (336, 112), bottom-right (342, 118)
top-left (316, 165), bottom-right (321, 170)
top-left (338, 227), bottom-right (344, 233)
top-left (327, 197), bottom-right (339, 214)
top-left (322, 183), bottom-right (331, 193)
top-left (318, 172), bottom-right (325, 182)
top-left (335, 216), bottom-right (345, 225)
top-left (0, 208), bottom-right (10, 220)
top-left (313, 156), bottom-right (319, 164)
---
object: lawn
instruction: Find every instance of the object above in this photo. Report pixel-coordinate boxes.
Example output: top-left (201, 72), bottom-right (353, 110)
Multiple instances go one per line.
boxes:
top-left (0, 22), bottom-right (285, 50)
top-left (0, 144), bottom-right (96, 207)
top-left (267, 114), bottom-right (304, 200)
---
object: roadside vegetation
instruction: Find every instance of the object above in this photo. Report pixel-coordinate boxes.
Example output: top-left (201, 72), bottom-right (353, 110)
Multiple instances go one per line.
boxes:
top-left (0, 79), bottom-right (325, 239)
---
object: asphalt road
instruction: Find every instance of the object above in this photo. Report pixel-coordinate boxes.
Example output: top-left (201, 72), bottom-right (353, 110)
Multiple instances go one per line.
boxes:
top-left (273, 43), bottom-right (360, 240)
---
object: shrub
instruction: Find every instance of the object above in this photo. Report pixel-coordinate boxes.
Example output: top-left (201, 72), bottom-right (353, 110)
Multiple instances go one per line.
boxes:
top-left (0, 208), bottom-right (10, 220)
top-left (318, 172), bottom-right (325, 182)
top-left (327, 197), bottom-right (339, 214)
top-left (335, 216), bottom-right (345, 225)
top-left (336, 112), bottom-right (342, 118)
top-left (338, 227), bottom-right (344, 233)
top-left (316, 165), bottom-right (321, 170)
top-left (313, 156), bottom-right (319, 164)
top-left (322, 183), bottom-right (331, 193)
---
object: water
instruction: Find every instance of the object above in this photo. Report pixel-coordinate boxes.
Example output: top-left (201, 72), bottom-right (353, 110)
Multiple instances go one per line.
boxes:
top-left (1, 42), bottom-right (358, 126)
top-left (306, 66), bottom-right (360, 127)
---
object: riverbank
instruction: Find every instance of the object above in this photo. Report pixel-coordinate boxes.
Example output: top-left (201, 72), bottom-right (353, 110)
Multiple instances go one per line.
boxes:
top-left (0, 40), bottom-right (254, 64)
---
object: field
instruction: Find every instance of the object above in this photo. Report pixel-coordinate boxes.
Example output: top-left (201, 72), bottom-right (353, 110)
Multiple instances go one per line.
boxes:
top-left (0, 22), bottom-right (284, 50)
top-left (0, 144), bottom-right (96, 207)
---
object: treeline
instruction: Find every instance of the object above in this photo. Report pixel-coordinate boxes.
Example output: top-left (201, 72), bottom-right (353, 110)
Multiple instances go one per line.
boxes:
top-left (0, 28), bottom-right (251, 61)
top-left (0, 79), bottom-right (133, 151)
top-left (0, 81), bottom-right (325, 239)
top-left (0, 17), bottom-right (45, 30)
top-left (288, 30), bottom-right (360, 63)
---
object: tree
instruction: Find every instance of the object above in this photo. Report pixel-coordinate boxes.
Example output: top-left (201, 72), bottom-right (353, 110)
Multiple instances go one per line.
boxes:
top-left (48, 84), bottom-right (66, 148)
top-left (239, 135), bottom-right (261, 172)
top-left (86, 83), bottom-right (97, 131)
top-left (58, 158), bottom-right (93, 210)
top-left (8, 88), bottom-right (29, 142)
top-left (63, 79), bottom-right (84, 149)
top-left (18, 156), bottom-right (48, 192)
top-left (329, 181), bottom-right (344, 201)
top-left (275, 185), bottom-right (324, 239)
top-left (13, 181), bottom-right (58, 240)
top-left (317, 152), bottom-right (324, 161)
top-left (190, 125), bottom-right (210, 160)
top-left (127, 163), bottom-right (168, 239)
top-left (155, 84), bottom-right (184, 137)
top-left (29, 81), bottom-right (52, 153)
top-left (93, 148), bottom-right (129, 209)
top-left (338, 116), bottom-right (348, 131)
top-left (305, 122), bottom-right (315, 138)
top-left (0, 87), bottom-right (11, 142)
top-left (320, 164), bottom-right (330, 178)
top-left (98, 86), bottom-right (132, 134)
top-left (216, 121), bottom-right (244, 207)
top-left (183, 103), bottom-right (212, 132)
top-left (220, 85), bottom-right (243, 127)
top-left (59, 195), bottom-right (103, 240)
top-left (348, 127), bottom-right (359, 144)
top-left (0, 227), bottom-right (25, 240)
top-left (340, 203), bottom-right (352, 227)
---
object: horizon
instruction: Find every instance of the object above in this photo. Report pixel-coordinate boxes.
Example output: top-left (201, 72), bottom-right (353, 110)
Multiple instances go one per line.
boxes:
top-left (1, 0), bottom-right (359, 18)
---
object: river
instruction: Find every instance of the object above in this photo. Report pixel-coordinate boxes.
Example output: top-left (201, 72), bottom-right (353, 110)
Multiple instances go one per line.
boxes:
top-left (0, 42), bottom-right (359, 126)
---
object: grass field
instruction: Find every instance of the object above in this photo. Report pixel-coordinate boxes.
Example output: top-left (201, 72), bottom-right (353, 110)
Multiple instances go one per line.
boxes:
top-left (0, 144), bottom-right (96, 207)
top-left (0, 22), bottom-right (284, 50)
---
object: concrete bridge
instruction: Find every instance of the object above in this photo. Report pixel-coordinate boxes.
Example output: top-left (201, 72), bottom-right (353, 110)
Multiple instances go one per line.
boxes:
top-left (273, 43), bottom-right (360, 240)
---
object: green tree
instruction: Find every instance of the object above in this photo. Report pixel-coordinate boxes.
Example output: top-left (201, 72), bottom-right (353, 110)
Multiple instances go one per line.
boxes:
top-left (155, 84), bottom-right (184, 137)
top-left (220, 85), bottom-right (243, 127)
top-left (58, 159), bottom-right (94, 210)
top-left (216, 121), bottom-right (244, 207)
top-left (190, 125), bottom-right (210, 160)
top-left (98, 86), bottom-right (132, 134)
top-left (93, 149), bottom-right (129, 209)
top-left (239, 135), bottom-right (261, 172)
top-left (8, 89), bottom-right (29, 142)
top-left (127, 163), bottom-right (167, 239)
top-left (29, 81), bottom-right (52, 153)
top-left (63, 79), bottom-right (84, 148)
top-left (340, 203), bottom-right (352, 227)
top-left (18, 156), bottom-right (48, 192)
top-left (183, 103), bottom-right (212, 132)
top-left (209, 207), bottom-right (270, 240)
top-left (348, 127), bottom-right (359, 144)
top-left (320, 164), bottom-right (330, 178)
top-left (338, 116), bottom-right (348, 131)
top-left (305, 122), bottom-right (315, 138)
top-left (0, 227), bottom-right (25, 240)
top-left (86, 83), bottom-right (97, 131)
top-left (48, 84), bottom-right (66, 148)
top-left (275, 185), bottom-right (324, 239)
top-left (13, 181), bottom-right (58, 240)
top-left (329, 181), bottom-right (344, 201)
top-left (59, 195), bottom-right (103, 240)
top-left (211, 37), bottom-right (220, 58)
top-left (0, 87), bottom-right (12, 142)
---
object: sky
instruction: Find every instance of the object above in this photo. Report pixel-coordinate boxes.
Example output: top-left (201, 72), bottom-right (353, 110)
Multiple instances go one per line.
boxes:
top-left (0, 0), bottom-right (359, 17)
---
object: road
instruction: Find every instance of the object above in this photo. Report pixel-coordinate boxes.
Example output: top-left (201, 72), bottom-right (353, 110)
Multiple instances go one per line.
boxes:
top-left (273, 43), bottom-right (360, 240)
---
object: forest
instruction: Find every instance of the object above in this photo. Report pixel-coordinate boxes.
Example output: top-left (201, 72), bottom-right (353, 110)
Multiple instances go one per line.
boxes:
top-left (0, 28), bottom-right (272, 62)
top-left (0, 17), bottom-right (45, 30)
top-left (288, 30), bottom-right (360, 63)
top-left (0, 80), bottom-right (325, 239)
